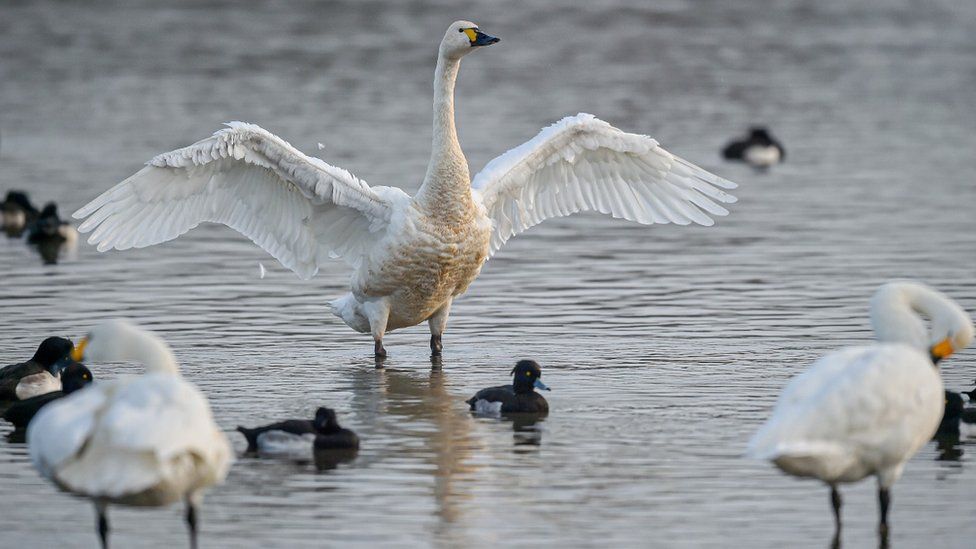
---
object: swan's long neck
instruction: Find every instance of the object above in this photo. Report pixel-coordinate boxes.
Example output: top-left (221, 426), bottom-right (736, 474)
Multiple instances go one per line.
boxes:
top-left (870, 282), bottom-right (972, 351)
top-left (415, 53), bottom-right (473, 219)
top-left (127, 330), bottom-right (180, 375)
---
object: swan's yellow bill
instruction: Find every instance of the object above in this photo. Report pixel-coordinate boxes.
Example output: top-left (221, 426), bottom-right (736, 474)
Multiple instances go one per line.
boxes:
top-left (71, 337), bottom-right (88, 362)
top-left (931, 338), bottom-right (954, 360)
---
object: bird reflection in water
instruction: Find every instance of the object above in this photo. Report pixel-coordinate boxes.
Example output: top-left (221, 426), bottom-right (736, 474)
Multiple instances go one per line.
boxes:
top-left (348, 355), bottom-right (480, 543)
top-left (314, 448), bottom-right (359, 471)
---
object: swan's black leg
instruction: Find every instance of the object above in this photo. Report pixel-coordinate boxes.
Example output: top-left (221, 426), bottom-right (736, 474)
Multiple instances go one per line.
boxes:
top-left (374, 340), bottom-right (387, 358)
top-left (430, 334), bottom-right (442, 356)
top-left (95, 502), bottom-right (109, 549)
top-left (830, 485), bottom-right (842, 532)
top-left (878, 487), bottom-right (891, 538)
top-left (186, 498), bottom-right (199, 549)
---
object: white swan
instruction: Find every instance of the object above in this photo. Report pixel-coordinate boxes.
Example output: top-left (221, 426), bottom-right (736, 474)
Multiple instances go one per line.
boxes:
top-left (27, 320), bottom-right (233, 549)
top-left (747, 281), bottom-right (974, 537)
top-left (72, 21), bottom-right (737, 357)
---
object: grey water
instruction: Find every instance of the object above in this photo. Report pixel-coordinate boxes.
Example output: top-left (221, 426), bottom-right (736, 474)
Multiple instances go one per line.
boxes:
top-left (1, 0), bottom-right (975, 547)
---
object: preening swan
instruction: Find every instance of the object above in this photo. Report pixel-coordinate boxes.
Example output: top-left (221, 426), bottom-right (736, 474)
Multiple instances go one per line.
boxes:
top-left (27, 321), bottom-right (232, 549)
top-left (748, 281), bottom-right (973, 537)
top-left (73, 21), bottom-right (737, 357)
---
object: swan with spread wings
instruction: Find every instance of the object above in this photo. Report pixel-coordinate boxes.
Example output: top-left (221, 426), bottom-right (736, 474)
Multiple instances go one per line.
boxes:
top-left (74, 21), bottom-right (737, 357)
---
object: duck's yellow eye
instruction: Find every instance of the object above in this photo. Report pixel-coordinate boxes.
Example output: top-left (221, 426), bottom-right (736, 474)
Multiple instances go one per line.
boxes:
top-left (525, 371), bottom-right (531, 376)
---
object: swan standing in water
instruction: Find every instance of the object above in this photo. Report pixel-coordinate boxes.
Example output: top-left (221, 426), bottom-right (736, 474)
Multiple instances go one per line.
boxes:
top-left (28, 321), bottom-right (232, 549)
top-left (748, 281), bottom-right (974, 538)
top-left (73, 21), bottom-right (737, 357)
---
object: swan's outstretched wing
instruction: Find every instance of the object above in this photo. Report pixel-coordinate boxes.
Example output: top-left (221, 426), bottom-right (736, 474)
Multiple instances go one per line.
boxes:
top-left (74, 122), bottom-right (404, 279)
top-left (472, 114), bottom-right (737, 255)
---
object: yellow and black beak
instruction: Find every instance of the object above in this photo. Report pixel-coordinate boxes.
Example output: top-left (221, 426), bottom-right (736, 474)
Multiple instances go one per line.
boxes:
top-left (930, 337), bottom-right (954, 364)
top-left (71, 337), bottom-right (88, 362)
top-left (464, 28), bottom-right (500, 47)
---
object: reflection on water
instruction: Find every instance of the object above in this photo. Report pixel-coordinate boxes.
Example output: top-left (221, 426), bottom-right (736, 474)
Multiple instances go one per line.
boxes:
top-left (1, 0), bottom-right (976, 547)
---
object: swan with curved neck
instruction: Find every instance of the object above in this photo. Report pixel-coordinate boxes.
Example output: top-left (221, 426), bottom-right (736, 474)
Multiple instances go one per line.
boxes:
top-left (749, 281), bottom-right (973, 538)
top-left (72, 319), bottom-right (179, 375)
top-left (31, 320), bottom-right (231, 549)
top-left (73, 20), bottom-right (738, 358)
top-left (869, 280), bottom-right (973, 361)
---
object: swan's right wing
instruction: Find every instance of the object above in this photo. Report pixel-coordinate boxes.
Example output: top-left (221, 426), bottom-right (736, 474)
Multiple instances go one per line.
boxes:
top-left (74, 123), bottom-right (403, 279)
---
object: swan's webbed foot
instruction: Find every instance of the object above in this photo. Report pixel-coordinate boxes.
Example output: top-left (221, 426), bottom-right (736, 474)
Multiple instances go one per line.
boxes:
top-left (430, 334), bottom-right (442, 356)
top-left (374, 340), bottom-right (387, 358)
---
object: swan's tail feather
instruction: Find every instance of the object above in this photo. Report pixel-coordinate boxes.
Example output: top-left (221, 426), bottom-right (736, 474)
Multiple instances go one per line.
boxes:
top-left (329, 294), bottom-right (371, 333)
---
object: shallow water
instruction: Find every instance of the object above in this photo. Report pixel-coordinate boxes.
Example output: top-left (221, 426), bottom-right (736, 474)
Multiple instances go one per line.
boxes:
top-left (1, 0), bottom-right (975, 547)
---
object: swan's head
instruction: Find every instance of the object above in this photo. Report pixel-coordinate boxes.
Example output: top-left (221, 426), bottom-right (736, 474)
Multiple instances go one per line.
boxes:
top-left (870, 281), bottom-right (974, 364)
top-left (71, 319), bottom-right (180, 374)
top-left (440, 20), bottom-right (499, 59)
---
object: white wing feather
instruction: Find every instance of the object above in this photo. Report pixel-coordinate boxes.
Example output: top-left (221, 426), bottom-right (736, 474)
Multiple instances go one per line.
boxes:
top-left (472, 114), bottom-right (737, 255)
top-left (74, 122), bottom-right (403, 279)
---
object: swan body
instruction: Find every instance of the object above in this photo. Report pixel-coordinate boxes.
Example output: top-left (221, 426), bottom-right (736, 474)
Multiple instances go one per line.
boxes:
top-left (748, 281), bottom-right (973, 535)
top-left (73, 21), bottom-right (737, 356)
top-left (27, 321), bottom-right (232, 548)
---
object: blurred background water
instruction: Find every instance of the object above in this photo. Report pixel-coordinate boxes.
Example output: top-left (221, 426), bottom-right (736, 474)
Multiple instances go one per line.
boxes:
top-left (1, 0), bottom-right (975, 547)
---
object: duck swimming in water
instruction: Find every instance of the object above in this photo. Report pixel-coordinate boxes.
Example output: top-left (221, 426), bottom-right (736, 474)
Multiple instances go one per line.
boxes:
top-left (3, 361), bottom-right (93, 432)
top-left (722, 127), bottom-right (785, 169)
top-left (72, 21), bottom-right (737, 358)
top-left (1, 190), bottom-right (38, 237)
top-left (0, 336), bottom-right (73, 410)
top-left (237, 406), bottom-right (359, 455)
top-left (467, 360), bottom-right (550, 415)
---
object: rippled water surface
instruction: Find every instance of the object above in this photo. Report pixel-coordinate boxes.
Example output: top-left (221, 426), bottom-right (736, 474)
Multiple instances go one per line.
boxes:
top-left (2, 0), bottom-right (975, 547)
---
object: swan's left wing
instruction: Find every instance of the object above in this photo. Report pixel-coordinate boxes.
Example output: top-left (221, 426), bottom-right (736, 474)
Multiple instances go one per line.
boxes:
top-left (472, 114), bottom-right (737, 255)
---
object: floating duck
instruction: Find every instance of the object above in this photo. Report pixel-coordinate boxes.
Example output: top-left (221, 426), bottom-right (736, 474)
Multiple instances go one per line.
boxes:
top-left (722, 127), bottom-right (785, 169)
top-left (3, 361), bottom-right (92, 431)
top-left (0, 336), bottom-right (73, 410)
top-left (467, 359), bottom-right (550, 415)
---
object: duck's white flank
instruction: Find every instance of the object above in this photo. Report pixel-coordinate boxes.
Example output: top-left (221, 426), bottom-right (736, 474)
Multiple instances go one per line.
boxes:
top-left (72, 21), bottom-right (737, 354)
top-left (15, 370), bottom-right (60, 400)
top-left (255, 431), bottom-right (317, 457)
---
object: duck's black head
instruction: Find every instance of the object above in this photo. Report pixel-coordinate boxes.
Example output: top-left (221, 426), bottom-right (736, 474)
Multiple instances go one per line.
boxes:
top-left (748, 127), bottom-right (772, 142)
top-left (937, 390), bottom-right (965, 437)
top-left (2, 191), bottom-right (35, 213)
top-left (511, 359), bottom-right (550, 394)
top-left (33, 203), bottom-right (62, 236)
top-left (60, 362), bottom-right (93, 393)
top-left (32, 337), bottom-right (74, 370)
top-left (314, 407), bottom-right (339, 431)
top-left (38, 203), bottom-right (59, 220)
